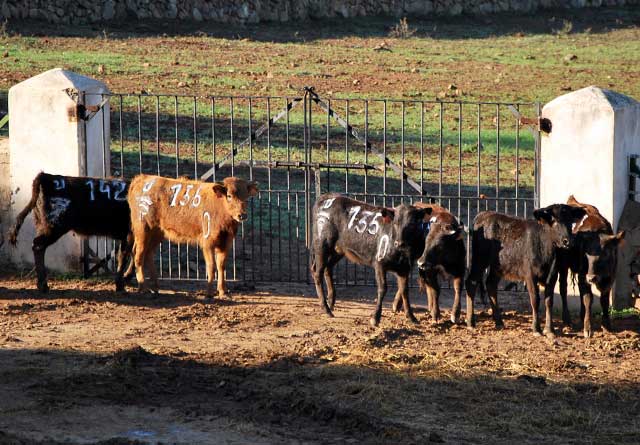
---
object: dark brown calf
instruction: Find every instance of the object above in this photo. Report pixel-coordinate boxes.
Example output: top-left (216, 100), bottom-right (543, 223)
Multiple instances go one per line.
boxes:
top-left (410, 204), bottom-right (465, 324)
top-left (8, 172), bottom-right (132, 292)
top-left (465, 205), bottom-right (586, 337)
top-left (557, 195), bottom-right (624, 337)
top-left (127, 174), bottom-right (258, 297)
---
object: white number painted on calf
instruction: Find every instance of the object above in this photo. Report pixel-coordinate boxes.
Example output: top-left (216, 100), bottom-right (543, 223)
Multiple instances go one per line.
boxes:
top-left (179, 185), bottom-right (194, 206)
top-left (348, 206), bottom-right (382, 235)
top-left (137, 196), bottom-right (153, 220)
top-left (53, 178), bottom-right (65, 190)
top-left (316, 210), bottom-right (331, 234)
top-left (191, 187), bottom-right (202, 207)
top-left (347, 206), bottom-right (361, 230)
top-left (376, 234), bottom-right (390, 261)
top-left (48, 197), bottom-right (70, 223)
top-left (169, 184), bottom-right (183, 207)
top-left (322, 198), bottom-right (336, 209)
top-left (142, 179), bottom-right (155, 193)
top-left (113, 180), bottom-right (127, 201)
top-left (86, 180), bottom-right (95, 201)
top-left (202, 211), bottom-right (211, 239)
top-left (99, 180), bottom-right (111, 199)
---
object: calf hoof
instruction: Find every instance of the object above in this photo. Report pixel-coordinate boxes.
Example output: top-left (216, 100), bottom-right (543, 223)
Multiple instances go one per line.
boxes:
top-left (407, 313), bottom-right (419, 325)
top-left (583, 329), bottom-right (593, 339)
top-left (601, 321), bottom-right (612, 333)
top-left (37, 283), bottom-right (50, 293)
top-left (391, 301), bottom-right (402, 313)
top-left (450, 314), bottom-right (460, 324)
top-left (543, 328), bottom-right (555, 339)
top-left (369, 316), bottom-right (380, 328)
top-left (323, 308), bottom-right (335, 318)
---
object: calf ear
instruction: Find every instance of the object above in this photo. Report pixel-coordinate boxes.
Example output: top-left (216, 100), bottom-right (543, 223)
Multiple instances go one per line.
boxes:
top-left (603, 231), bottom-right (625, 246)
top-left (533, 208), bottom-right (553, 226)
top-left (570, 206), bottom-right (587, 221)
top-left (380, 208), bottom-right (395, 224)
top-left (567, 195), bottom-right (580, 206)
top-left (212, 182), bottom-right (227, 197)
top-left (247, 181), bottom-right (259, 197)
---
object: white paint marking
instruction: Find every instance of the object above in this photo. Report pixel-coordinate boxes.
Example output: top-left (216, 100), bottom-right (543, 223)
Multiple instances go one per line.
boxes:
top-left (86, 180), bottom-right (95, 201)
top-left (169, 184), bottom-right (182, 207)
top-left (142, 179), bottom-right (155, 193)
top-left (113, 180), bottom-right (127, 201)
top-left (99, 179), bottom-right (111, 199)
top-left (376, 234), bottom-right (390, 261)
top-left (191, 187), bottom-right (202, 207)
top-left (179, 184), bottom-right (194, 206)
top-left (573, 214), bottom-right (589, 232)
top-left (203, 211), bottom-right (211, 239)
top-left (322, 198), bottom-right (336, 209)
top-left (347, 206), bottom-right (361, 230)
top-left (430, 216), bottom-right (437, 223)
top-left (367, 212), bottom-right (382, 235)
top-left (48, 197), bottom-right (70, 223)
top-left (53, 178), bottom-right (65, 190)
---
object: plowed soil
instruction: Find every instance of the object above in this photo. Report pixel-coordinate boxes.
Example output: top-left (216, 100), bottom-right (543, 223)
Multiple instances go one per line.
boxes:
top-left (0, 276), bottom-right (638, 444)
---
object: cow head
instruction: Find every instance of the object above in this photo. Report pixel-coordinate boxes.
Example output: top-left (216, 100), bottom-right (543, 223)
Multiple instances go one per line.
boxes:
top-left (212, 177), bottom-right (259, 222)
top-left (533, 204), bottom-right (586, 249)
top-left (385, 204), bottom-right (432, 256)
top-left (578, 231), bottom-right (625, 286)
top-left (417, 218), bottom-right (465, 272)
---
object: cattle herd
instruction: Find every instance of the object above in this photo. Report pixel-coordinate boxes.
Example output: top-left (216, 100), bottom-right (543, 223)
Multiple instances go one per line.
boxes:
top-left (6, 171), bottom-right (626, 339)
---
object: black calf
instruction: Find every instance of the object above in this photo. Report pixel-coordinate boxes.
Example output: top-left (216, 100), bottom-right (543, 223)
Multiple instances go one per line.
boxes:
top-left (8, 172), bottom-right (132, 292)
top-left (310, 194), bottom-right (430, 327)
top-left (464, 204), bottom-right (586, 337)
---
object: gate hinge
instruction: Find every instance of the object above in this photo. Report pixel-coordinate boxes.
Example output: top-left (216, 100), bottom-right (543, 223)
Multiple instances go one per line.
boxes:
top-left (507, 105), bottom-right (552, 134)
top-left (519, 115), bottom-right (552, 134)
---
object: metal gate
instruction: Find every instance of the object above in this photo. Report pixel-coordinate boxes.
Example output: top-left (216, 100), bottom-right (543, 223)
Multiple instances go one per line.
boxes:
top-left (81, 88), bottom-right (542, 286)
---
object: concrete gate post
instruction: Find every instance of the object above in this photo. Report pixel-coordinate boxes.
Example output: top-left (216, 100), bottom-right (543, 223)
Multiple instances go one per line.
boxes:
top-left (540, 86), bottom-right (640, 309)
top-left (8, 68), bottom-right (110, 272)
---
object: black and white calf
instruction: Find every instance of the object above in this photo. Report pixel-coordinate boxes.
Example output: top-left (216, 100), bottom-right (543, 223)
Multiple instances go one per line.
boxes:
top-left (310, 194), bottom-right (431, 327)
top-left (8, 172), bottom-right (132, 292)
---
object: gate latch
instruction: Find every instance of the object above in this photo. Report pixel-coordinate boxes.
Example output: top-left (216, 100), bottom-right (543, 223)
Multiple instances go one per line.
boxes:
top-left (507, 105), bottom-right (552, 134)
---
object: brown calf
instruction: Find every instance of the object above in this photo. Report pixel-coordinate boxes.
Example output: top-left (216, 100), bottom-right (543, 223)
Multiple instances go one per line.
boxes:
top-left (557, 195), bottom-right (624, 337)
top-left (127, 174), bottom-right (258, 297)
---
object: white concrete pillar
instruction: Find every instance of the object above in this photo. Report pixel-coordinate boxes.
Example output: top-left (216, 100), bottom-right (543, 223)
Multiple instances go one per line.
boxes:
top-left (8, 68), bottom-right (110, 272)
top-left (540, 86), bottom-right (640, 307)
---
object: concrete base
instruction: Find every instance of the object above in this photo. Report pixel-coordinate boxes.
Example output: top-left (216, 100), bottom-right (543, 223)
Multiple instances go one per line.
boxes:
top-left (8, 68), bottom-right (110, 272)
top-left (540, 86), bottom-right (640, 307)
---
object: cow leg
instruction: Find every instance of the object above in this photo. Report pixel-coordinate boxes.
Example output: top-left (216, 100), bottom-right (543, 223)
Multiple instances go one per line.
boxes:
top-left (451, 276), bottom-right (463, 324)
top-left (464, 273), bottom-right (479, 329)
top-left (133, 231), bottom-right (152, 293)
top-left (577, 275), bottom-right (593, 338)
top-left (369, 264), bottom-right (387, 327)
top-left (214, 247), bottom-right (229, 298)
top-left (114, 238), bottom-right (131, 292)
top-left (600, 288), bottom-right (612, 333)
top-left (486, 271), bottom-right (503, 328)
top-left (526, 277), bottom-right (542, 335)
top-left (325, 254), bottom-right (341, 311)
top-left (391, 281), bottom-right (405, 314)
top-left (559, 266), bottom-right (571, 327)
top-left (424, 272), bottom-right (440, 324)
top-left (311, 247), bottom-right (333, 317)
top-left (396, 273), bottom-right (418, 324)
top-left (543, 273), bottom-right (557, 338)
top-left (32, 230), bottom-right (64, 293)
top-left (202, 245), bottom-right (216, 299)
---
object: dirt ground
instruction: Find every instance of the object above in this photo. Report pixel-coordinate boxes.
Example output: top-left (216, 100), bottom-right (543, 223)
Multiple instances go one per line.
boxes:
top-left (0, 276), bottom-right (638, 444)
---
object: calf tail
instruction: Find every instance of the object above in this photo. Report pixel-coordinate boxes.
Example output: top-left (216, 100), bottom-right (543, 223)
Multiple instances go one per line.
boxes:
top-left (8, 172), bottom-right (43, 246)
